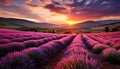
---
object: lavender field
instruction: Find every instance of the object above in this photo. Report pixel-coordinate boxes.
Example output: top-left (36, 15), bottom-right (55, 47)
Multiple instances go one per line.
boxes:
top-left (0, 29), bottom-right (119, 69)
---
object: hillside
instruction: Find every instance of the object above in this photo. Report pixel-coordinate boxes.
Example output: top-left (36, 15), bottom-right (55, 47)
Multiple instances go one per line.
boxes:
top-left (0, 17), bottom-right (59, 28)
top-left (74, 20), bottom-right (120, 28)
top-left (0, 17), bottom-right (120, 33)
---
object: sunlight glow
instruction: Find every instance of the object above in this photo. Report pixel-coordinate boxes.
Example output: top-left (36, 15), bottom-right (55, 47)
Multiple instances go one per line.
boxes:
top-left (68, 21), bottom-right (74, 25)
top-left (65, 20), bottom-right (79, 25)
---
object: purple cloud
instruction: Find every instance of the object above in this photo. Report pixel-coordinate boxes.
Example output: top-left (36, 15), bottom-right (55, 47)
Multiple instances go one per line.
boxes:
top-left (43, 0), bottom-right (120, 20)
top-left (0, 0), bottom-right (14, 6)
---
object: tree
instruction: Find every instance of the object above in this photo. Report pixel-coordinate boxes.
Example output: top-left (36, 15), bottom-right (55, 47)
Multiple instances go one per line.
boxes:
top-left (105, 27), bottom-right (109, 32)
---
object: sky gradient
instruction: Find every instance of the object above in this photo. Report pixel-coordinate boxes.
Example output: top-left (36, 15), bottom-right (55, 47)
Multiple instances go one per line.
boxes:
top-left (0, 0), bottom-right (120, 24)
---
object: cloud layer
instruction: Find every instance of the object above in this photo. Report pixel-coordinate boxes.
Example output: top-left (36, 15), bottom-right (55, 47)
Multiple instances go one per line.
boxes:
top-left (0, 0), bottom-right (13, 6)
top-left (0, 0), bottom-right (120, 24)
top-left (42, 0), bottom-right (120, 21)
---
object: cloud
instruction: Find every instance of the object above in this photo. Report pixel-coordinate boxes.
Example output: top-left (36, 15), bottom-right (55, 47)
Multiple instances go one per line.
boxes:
top-left (0, 0), bottom-right (120, 23)
top-left (0, 0), bottom-right (14, 6)
top-left (42, 0), bottom-right (120, 21)
top-left (44, 4), bottom-right (68, 14)
top-left (0, 4), bottom-right (45, 22)
top-left (25, 0), bottom-right (32, 3)
top-left (68, 0), bottom-right (120, 20)
top-left (27, 4), bottom-right (41, 9)
top-left (37, 0), bottom-right (45, 2)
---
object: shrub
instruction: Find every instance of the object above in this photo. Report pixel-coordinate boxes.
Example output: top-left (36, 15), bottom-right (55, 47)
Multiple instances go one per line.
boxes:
top-left (85, 39), bottom-right (99, 49)
top-left (70, 43), bottom-right (86, 48)
top-left (7, 42), bottom-right (25, 51)
top-left (24, 40), bottom-right (39, 48)
top-left (40, 45), bottom-right (56, 58)
top-left (101, 48), bottom-right (120, 64)
top-left (39, 40), bottom-right (64, 58)
top-left (0, 39), bottom-right (11, 44)
top-left (12, 38), bottom-right (24, 42)
top-left (54, 54), bottom-right (100, 69)
top-left (113, 44), bottom-right (120, 49)
top-left (37, 39), bottom-right (46, 45)
top-left (22, 48), bottom-right (48, 67)
top-left (0, 42), bottom-right (25, 57)
top-left (59, 36), bottom-right (74, 45)
top-left (64, 47), bottom-right (89, 56)
top-left (48, 40), bottom-right (63, 50)
top-left (42, 38), bottom-right (50, 42)
top-left (92, 44), bottom-right (109, 54)
top-left (0, 52), bottom-right (35, 69)
top-left (118, 49), bottom-right (120, 54)
top-left (88, 40), bottom-right (99, 47)
top-left (103, 41), bottom-right (111, 45)
top-left (53, 40), bottom-right (63, 47)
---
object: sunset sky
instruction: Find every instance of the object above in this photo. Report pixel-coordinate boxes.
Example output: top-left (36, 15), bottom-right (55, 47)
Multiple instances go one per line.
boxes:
top-left (0, 0), bottom-right (120, 25)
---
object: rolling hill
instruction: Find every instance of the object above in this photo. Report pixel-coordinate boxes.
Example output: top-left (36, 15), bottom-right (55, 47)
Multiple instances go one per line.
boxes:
top-left (0, 17), bottom-right (120, 33)
top-left (74, 20), bottom-right (120, 28)
top-left (0, 17), bottom-right (59, 28)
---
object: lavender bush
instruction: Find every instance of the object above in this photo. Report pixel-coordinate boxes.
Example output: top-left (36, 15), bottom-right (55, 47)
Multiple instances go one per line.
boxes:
top-left (0, 42), bottom-right (25, 57)
top-left (113, 43), bottom-right (120, 49)
top-left (0, 52), bottom-right (35, 69)
top-left (22, 48), bottom-right (48, 67)
top-left (118, 49), bottom-right (120, 54)
top-left (0, 39), bottom-right (11, 44)
top-left (92, 44), bottom-right (109, 54)
top-left (101, 48), bottom-right (120, 64)
top-left (24, 40), bottom-right (39, 48)
top-left (54, 54), bottom-right (100, 69)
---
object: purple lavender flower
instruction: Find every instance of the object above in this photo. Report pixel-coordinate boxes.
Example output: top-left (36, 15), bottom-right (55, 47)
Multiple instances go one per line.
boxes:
top-left (118, 49), bottom-right (120, 54)
top-left (23, 40), bottom-right (39, 48)
top-left (0, 42), bottom-right (25, 57)
top-left (54, 54), bottom-right (100, 69)
top-left (113, 43), bottom-right (120, 50)
top-left (22, 48), bottom-right (48, 67)
top-left (0, 52), bottom-right (35, 69)
top-left (101, 48), bottom-right (120, 64)
top-left (0, 39), bottom-right (11, 44)
top-left (92, 44), bottom-right (109, 54)
top-left (12, 38), bottom-right (25, 42)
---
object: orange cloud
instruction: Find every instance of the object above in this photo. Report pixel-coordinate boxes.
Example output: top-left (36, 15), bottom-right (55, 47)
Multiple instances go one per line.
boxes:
top-left (44, 4), bottom-right (68, 14)
top-left (37, 0), bottom-right (45, 2)
top-left (0, 0), bottom-right (13, 6)
top-left (25, 0), bottom-right (32, 3)
top-left (27, 4), bottom-right (41, 9)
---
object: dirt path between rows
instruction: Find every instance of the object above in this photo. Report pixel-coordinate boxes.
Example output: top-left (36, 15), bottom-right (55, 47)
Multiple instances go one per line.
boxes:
top-left (41, 45), bottom-right (68, 69)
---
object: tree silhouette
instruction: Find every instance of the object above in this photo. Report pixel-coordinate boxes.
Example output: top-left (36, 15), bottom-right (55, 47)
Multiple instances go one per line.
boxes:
top-left (105, 27), bottom-right (109, 32)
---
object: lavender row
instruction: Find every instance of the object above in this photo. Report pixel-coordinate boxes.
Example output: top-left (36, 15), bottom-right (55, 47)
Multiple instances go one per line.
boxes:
top-left (87, 34), bottom-right (120, 50)
top-left (0, 35), bottom-right (66, 58)
top-left (91, 32), bottom-right (120, 40)
top-left (0, 29), bottom-right (65, 39)
top-left (0, 35), bottom-right (60, 44)
top-left (0, 35), bottom-right (75, 69)
top-left (54, 35), bottom-right (100, 69)
top-left (82, 34), bottom-right (110, 53)
top-left (0, 30), bottom-right (66, 44)
top-left (87, 32), bottom-right (120, 46)
top-left (82, 34), bottom-right (120, 64)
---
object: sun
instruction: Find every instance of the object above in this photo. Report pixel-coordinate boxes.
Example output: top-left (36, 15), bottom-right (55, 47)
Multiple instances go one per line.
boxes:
top-left (68, 21), bottom-right (74, 25)
top-left (66, 20), bottom-right (77, 26)
top-left (64, 19), bottom-right (80, 26)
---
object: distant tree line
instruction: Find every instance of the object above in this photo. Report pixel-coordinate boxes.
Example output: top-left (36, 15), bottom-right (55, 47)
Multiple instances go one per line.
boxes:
top-left (105, 27), bottom-right (119, 32)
